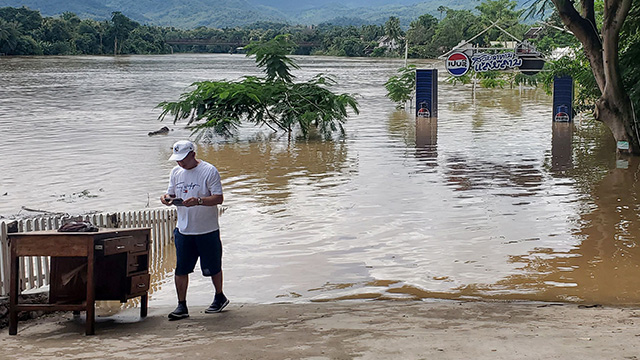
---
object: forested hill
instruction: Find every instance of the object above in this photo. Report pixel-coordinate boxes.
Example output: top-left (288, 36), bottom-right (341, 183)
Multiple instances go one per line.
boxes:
top-left (0, 0), bottom-right (531, 28)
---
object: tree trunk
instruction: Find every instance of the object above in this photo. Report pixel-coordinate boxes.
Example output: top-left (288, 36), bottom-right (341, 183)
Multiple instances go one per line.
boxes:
top-left (552, 0), bottom-right (637, 154)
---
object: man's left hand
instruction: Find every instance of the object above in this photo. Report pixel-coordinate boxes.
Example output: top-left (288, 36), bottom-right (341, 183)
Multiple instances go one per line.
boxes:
top-left (182, 197), bottom-right (200, 207)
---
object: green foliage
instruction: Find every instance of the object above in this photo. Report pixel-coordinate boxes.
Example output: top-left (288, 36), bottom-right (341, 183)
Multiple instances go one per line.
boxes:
top-left (530, 11), bottom-right (578, 56)
top-left (384, 65), bottom-right (416, 109)
top-left (477, 71), bottom-right (507, 89)
top-left (157, 36), bottom-right (359, 139)
top-left (445, 70), bottom-right (540, 89)
top-left (384, 16), bottom-right (403, 41)
top-left (432, 9), bottom-right (479, 52)
top-left (0, 7), bottom-right (168, 55)
top-left (445, 72), bottom-right (473, 85)
top-left (621, 0), bottom-right (640, 123)
top-left (475, 0), bottom-right (525, 44)
top-left (243, 35), bottom-right (299, 83)
top-left (538, 50), bottom-right (600, 114)
top-left (406, 14), bottom-right (438, 58)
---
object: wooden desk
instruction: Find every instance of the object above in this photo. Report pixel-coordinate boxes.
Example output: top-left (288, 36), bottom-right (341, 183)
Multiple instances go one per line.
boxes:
top-left (8, 228), bottom-right (151, 335)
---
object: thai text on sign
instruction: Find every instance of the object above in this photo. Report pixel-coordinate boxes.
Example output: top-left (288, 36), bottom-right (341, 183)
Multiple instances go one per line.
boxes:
top-left (470, 52), bottom-right (523, 72)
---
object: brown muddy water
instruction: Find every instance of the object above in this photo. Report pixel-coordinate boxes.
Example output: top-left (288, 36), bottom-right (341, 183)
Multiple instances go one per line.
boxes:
top-left (1, 54), bottom-right (639, 307)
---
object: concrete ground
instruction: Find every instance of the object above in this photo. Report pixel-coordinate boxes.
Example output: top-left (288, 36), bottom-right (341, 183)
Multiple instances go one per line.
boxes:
top-left (1, 300), bottom-right (640, 360)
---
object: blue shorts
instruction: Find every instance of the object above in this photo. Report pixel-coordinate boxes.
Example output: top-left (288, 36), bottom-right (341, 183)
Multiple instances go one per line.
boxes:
top-left (174, 229), bottom-right (222, 277)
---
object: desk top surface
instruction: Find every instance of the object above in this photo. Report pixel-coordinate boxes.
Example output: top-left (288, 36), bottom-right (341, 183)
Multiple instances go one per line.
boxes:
top-left (8, 227), bottom-right (151, 237)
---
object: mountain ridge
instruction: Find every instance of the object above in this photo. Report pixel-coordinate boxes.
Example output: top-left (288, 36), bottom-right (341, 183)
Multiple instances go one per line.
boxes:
top-left (0, 0), bottom-right (527, 28)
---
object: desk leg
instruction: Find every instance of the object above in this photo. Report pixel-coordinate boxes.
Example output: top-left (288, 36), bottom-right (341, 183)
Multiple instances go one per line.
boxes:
top-left (8, 251), bottom-right (18, 335)
top-left (140, 294), bottom-right (148, 318)
top-left (86, 249), bottom-right (95, 335)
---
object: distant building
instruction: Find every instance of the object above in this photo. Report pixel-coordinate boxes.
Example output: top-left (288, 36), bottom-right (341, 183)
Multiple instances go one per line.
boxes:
top-left (524, 27), bottom-right (544, 39)
top-left (489, 41), bottom-right (518, 48)
top-left (377, 36), bottom-right (401, 51)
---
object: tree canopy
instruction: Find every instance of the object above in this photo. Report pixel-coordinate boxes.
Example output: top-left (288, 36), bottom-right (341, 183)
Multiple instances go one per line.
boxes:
top-left (157, 35), bottom-right (359, 140)
top-left (530, 0), bottom-right (638, 154)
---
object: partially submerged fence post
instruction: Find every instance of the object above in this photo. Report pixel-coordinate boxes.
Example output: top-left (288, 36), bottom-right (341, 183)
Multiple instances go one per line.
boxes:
top-left (0, 221), bottom-right (10, 297)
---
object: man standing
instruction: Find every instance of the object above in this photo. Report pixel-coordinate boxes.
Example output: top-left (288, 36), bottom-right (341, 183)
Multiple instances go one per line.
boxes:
top-left (161, 140), bottom-right (229, 320)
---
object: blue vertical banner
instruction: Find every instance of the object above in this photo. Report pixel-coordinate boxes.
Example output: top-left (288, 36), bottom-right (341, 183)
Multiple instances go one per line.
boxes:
top-left (415, 69), bottom-right (438, 118)
top-left (552, 76), bottom-right (573, 122)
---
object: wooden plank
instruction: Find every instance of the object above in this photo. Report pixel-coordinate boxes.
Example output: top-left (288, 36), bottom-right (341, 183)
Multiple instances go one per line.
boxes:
top-left (14, 303), bottom-right (87, 312)
top-left (11, 235), bottom-right (90, 257)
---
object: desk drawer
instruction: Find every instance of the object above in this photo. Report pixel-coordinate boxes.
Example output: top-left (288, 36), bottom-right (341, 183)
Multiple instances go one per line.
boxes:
top-left (129, 274), bottom-right (150, 295)
top-left (98, 234), bottom-right (148, 255)
top-left (127, 252), bottom-right (149, 275)
top-left (101, 237), bottom-right (131, 255)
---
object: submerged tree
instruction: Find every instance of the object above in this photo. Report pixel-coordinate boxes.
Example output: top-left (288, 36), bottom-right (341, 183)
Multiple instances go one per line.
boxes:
top-left (157, 35), bottom-right (359, 139)
top-left (384, 65), bottom-right (416, 109)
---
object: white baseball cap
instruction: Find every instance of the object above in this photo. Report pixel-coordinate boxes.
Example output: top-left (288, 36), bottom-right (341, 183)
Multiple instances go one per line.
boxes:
top-left (169, 140), bottom-right (195, 161)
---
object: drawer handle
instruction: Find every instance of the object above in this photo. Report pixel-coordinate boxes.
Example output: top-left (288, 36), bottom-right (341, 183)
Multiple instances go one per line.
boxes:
top-left (116, 245), bottom-right (126, 250)
top-left (131, 263), bottom-right (139, 267)
top-left (134, 243), bottom-right (146, 247)
top-left (137, 283), bottom-right (146, 288)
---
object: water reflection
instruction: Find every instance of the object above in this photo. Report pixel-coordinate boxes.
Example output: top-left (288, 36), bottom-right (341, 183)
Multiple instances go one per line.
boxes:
top-left (551, 122), bottom-right (574, 175)
top-left (486, 156), bottom-right (640, 305)
top-left (415, 117), bottom-right (438, 168)
top-left (195, 137), bottom-right (354, 208)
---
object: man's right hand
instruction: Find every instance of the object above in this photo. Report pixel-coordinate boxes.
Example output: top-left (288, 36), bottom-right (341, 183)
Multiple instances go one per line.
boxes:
top-left (161, 194), bottom-right (172, 206)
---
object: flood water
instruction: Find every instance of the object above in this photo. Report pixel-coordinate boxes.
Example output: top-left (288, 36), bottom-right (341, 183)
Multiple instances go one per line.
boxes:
top-left (1, 54), bottom-right (639, 307)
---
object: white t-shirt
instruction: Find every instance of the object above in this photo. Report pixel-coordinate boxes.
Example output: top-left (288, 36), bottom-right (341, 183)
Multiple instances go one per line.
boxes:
top-left (167, 160), bottom-right (223, 235)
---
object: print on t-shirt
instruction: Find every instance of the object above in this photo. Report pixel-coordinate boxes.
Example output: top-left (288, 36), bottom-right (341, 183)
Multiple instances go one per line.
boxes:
top-left (176, 181), bottom-right (201, 195)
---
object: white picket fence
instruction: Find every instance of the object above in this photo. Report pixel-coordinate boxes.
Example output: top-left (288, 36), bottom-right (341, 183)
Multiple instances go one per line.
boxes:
top-left (0, 208), bottom-right (178, 297)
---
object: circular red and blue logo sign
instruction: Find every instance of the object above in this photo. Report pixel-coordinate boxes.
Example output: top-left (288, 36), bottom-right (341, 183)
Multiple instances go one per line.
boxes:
top-left (446, 52), bottom-right (470, 77)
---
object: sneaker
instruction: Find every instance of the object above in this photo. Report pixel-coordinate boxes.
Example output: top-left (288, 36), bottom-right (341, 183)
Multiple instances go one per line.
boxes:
top-left (168, 302), bottom-right (189, 320)
top-left (205, 293), bottom-right (229, 313)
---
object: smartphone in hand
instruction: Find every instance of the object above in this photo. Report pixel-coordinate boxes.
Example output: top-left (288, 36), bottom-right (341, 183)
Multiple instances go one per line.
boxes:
top-left (167, 197), bottom-right (184, 206)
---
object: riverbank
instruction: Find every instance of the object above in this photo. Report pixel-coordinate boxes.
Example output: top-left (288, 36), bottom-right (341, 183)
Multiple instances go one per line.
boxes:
top-left (1, 300), bottom-right (639, 359)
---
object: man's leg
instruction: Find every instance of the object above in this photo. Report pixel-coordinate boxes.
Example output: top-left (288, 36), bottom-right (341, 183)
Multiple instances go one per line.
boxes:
top-left (206, 270), bottom-right (228, 313)
top-left (169, 229), bottom-right (196, 320)
top-left (169, 274), bottom-right (190, 320)
top-left (176, 274), bottom-right (189, 301)
top-left (212, 270), bottom-right (223, 294)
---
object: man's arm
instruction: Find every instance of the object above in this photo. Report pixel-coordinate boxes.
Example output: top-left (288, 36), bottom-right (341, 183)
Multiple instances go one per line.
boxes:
top-left (182, 194), bottom-right (223, 207)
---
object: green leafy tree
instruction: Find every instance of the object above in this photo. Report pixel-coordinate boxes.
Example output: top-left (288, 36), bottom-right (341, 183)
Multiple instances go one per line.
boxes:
top-left (620, 0), bottom-right (640, 131)
top-left (531, 11), bottom-right (578, 55)
top-left (38, 17), bottom-right (75, 54)
top-left (157, 35), bottom-right (359, 139)
top-left (123, 26), bottom-right (170, 54)
top-left (108, 11), bottom-right (139, 55)
top-left (432, 9), bottom-right (479, 54)
top-left (529, 0), bottom-right (638, 154)
top-left (384, 16), bottom-right (403, 42)
top-left (539, 51), bottom-right (599, 114)
top-left (475, 0), bottom-right (526, 44)
top-left (406, 14), bottom-right (438, 58)
top-left (243, 34), bottom-right (299, 83)
top-left (0, 6), bottom-right (42, 33)
top-left (360, 24), bottom-right (384, 42)
top-left (0, 18), bottom-right (20, 53)
top-left (385, 65), bottom-right (417, 109)
top-left (437, 6), bottom-right (448, 20)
